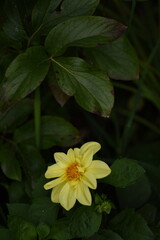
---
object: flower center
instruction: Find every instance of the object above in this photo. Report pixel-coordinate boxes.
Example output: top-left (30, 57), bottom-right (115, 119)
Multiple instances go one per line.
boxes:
top-left (66, 163), bottom-right (83, 181)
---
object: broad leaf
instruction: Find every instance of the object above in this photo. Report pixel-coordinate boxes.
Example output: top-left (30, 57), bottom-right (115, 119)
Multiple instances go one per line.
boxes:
top-left (37, 222), bottom-right (50, 239)
top-left (14, 116), bottom-right (80, 149)
top-left (45, 16), bottom-right (126, 56)
top-left (49, 206), bottom-right (102, 239)
top-left (2, 1), bottom-right (26, 42)
top-left (52, 57), bottom-right (114, 117)
top-left (0, 99), bottom-right (33, 132)
top-left (8, 216), bottom-right (37, 240)
top-left (103, 158), bottom-right (145, 188)
top-left (19, 144), bottom-right (45, 180)
top-left (32, 0), bottom-right (100, 34)
top-left (0, 46), bottom-right (50, 110)
top-left (0, 143), bottom-right (21, 181)
top-left (84, 36), bottom-right (139, 80)
top-left (109, 209), bottom-right (154, 240)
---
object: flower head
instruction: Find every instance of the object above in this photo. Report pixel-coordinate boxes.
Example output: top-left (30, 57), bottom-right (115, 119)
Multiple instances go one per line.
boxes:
top-left (44, 142), bottom-right (111, 211)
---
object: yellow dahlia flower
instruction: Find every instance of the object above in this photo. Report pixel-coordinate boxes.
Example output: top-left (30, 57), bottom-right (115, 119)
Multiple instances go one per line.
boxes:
top-left (44, 142), bottom-right (111, 211)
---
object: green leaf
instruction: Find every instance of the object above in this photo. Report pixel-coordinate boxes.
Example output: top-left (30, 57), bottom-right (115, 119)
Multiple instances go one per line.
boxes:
top-left (32, 0), bottom-right (100, 34)
top-left (14, 116), bottom-right (80, 149)
top-left (32, 0), bottom-right (62, 30)
top-left (0, 143), bottom-right (21, 181)
top-left (52, 57), bottom-right (114, 117)
top-left (84, 36), bottom-right (139, 80)
top-left (0, 99), bottom-right (33, 132)
top-left (28, 197), bottom-right (59, 225)
top-left (2, 1), bottom-right (26, 41)
top-left (0, 46), bottom-right (50, 110)
top-left (109, 209), bottom-right (154, 240)
top-left (116, 174), bottom-right (151, 208)
top-left (87, 229), bottom-right (124, 240)
top-left (37, 222), bottom-right (50, 240)
top-left (70, 206), bottom-right (102, 238)
top-left (8, 203), bottom-right (29, 219)
top-left (45, 16), bottom-right (126, 57)
top-left (50, 206), bottom-right (102, 240)
top-left (116, 174), bottom-right (151, 209)
top-left (103, 158), bottom-right (145, 188)
top-left (0, 228), bottom-right (15, 240)
top-left (8, 216), bottom-right (37, 240)
top-left (19, 144), bottom-right (45, 180)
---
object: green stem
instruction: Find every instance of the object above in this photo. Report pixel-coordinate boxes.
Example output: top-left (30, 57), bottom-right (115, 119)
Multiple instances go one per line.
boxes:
top-left (126, 0), bottom-right (136, 35)
top-left (34, 88), bottom-right (41, 149)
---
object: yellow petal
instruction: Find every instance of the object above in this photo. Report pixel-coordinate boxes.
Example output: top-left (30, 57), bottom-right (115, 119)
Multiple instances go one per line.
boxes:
top-left (45, 164), bottom-right (65, 179)
top-left (59, 182), bottom-right (77, 211)
top-left (80, 149), bottom-right (93, 168)
top-left (88, 160), bottom-right (111, 179)
top-left (81, 172), bottom-right (97, 189)
top-left (76, 181), bottom-right (92, 206)
top-left (51, 182), bottom-right (66, 203)
top-left (67, 148), bottom-right (75, 162)
top-left (80, 142), bottom-right (101, 156)
top-left (54, 152), bottom-right (70, 167)
top-left (74, 148), bottom-right (80, 158)
top-left (44, 175), bottom-right (66, 190)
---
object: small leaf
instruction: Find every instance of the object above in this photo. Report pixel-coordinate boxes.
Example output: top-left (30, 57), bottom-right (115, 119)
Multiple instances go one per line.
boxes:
top-left (52, 57), bottom-right (114, 117)
top-left (103, 158), bottom-right (145, 188)
top-left (109, 209), bottom-right (154, 240)
top-left (14, 116), bottom-right (80, 149)
top-left (0, 143), bottom-right (21, 181)
top-left (37, 222), bottom-right (50, 239)
top-left (84, 36), bottom-right (139, 80)
top-left (45, 16), bottom-right (126, 57)
top-left (0, 46), bottom-right (50, 110)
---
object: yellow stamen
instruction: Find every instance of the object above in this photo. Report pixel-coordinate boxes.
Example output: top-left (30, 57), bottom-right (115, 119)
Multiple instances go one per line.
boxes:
top-left (66, 163), bottom-right (82, 181)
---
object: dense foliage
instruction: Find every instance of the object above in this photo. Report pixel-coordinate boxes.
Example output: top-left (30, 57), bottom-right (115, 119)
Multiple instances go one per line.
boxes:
top-left (0, 0), bottom-right (160, 239)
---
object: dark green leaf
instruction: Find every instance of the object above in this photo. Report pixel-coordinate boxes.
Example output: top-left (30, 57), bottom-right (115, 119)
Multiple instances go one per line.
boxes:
top-left (45, 16), bottom-right (126, 57)
top-left (14, 116), bottom-right (80, 149)
top-left (8, 203), bottom-right (29, 219)
top-left (32, 0), bottom-right (62, 30)
top-left (109, 209), bottom-right (154, 240)
top-left (28, 197), bottom-right (59, 225)
top-left (0, 99), bottom-right (33, 132)
top-left (70, 206), bottom-right (102, 238)
top-left (0, 228), bottom-right (15, 240)
top-left (116, 174), bottom-right (151, 208)
top-left (50, 206), bottom-right (102, 240)
top-left (103, 158), bottom-right (145, 188)
top-left (19, 144), bottom-right (45, 180)
top-left (0, 143), bottom-right (21, 181)
top-left (8, 216), bottom-right (37, 240)
top-left (0, 46), bottom-right (50, 110)
top-left (2, 0), bottom-right (26, 41)
top-left (87, 229), bottom-right (124, 240)
top-left (32, 0), bottom-right (100, 34)
top-left (37, 222), bottom-right (50, 239)
top-left (84, 36), bottom-right (139, 80)
top-left (52, 57), bottom-right (114, 117)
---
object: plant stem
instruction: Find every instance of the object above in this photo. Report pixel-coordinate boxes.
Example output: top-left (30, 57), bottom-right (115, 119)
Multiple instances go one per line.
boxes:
top-left (34, 87), bottom-right (41, 149)
top-left (126, 0), bottom-right (136, 35)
